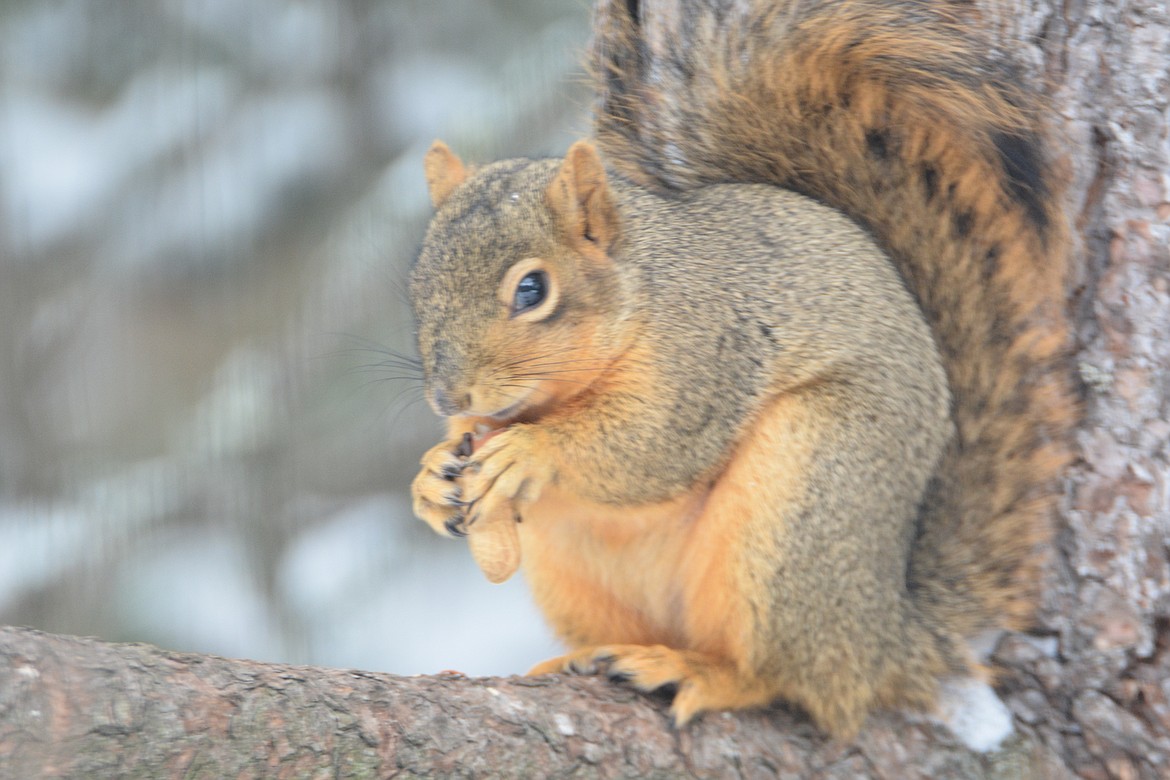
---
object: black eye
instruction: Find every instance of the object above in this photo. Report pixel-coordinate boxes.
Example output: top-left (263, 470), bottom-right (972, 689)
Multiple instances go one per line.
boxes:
top-left (513, 270), bottom-right (548, 313)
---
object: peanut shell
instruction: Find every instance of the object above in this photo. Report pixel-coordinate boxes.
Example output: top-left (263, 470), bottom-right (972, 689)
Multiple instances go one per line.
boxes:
top-left (467, 512), bottom-right (521, 584)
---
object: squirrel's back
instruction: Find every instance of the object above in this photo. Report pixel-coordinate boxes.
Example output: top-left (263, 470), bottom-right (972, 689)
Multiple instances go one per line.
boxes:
top-left (591, 0), bottom-right (1077, 635)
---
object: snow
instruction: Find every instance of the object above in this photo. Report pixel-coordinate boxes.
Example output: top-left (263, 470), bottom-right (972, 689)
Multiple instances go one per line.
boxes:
top-left (99, 88), bottom-right (349, 271)
top-left (0, 68), bottom-right (239, 250)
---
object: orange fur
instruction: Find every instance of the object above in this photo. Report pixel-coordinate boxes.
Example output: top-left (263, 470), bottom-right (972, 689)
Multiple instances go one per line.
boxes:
top-left (522, 390), bottom-right (871, 731)
top-left (423, 140), bottom-right (468, 208)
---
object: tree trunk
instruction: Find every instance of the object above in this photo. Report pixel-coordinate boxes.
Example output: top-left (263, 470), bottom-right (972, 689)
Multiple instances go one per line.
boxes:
top-left (2, 0), bottom-right (1167, 777)
top-left (1030, 0), bottom-right (1170, 777)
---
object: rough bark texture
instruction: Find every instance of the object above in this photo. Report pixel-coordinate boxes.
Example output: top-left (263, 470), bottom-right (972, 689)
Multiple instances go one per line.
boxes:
top-left (0, 626), bottom-right (1058, 778)
top-left (1, 0), bottom-right (1168, 777)
top-left (1026, 0), bottom-right (1170, 777)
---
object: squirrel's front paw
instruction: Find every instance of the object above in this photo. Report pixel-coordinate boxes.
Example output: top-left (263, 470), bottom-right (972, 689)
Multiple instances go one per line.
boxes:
top-left (461, 426), bottom-right (549, 526)
top-left (411, 433), bottom-right (474, 538)
top-left (459, 426), bottom-right (550, 582)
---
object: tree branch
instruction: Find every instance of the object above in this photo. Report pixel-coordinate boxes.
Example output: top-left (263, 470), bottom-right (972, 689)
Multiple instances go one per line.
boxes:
top-left (1, 625), bottom-right (1056, 778)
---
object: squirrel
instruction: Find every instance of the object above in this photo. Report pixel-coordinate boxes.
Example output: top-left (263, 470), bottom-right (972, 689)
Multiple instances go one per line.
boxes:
top-left (408, 0), bottom-right (1075, 739)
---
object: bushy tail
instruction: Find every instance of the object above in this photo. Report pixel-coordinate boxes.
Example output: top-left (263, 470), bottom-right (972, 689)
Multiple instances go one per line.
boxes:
top-left (590, 0), bottom-right (1077, 636)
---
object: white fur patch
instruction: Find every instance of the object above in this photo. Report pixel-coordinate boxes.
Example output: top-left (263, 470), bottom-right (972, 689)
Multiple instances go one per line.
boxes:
top-left (933, 677), bottom-right (1015, 753)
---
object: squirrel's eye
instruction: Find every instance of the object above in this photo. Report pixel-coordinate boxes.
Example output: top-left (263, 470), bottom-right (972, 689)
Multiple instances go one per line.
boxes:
top-left (512, 270), bottom-right (548, 313)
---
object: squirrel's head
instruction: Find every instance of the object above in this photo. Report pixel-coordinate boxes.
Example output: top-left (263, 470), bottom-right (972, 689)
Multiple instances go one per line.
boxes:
top-left (410, 140), bottom-right (633, 423)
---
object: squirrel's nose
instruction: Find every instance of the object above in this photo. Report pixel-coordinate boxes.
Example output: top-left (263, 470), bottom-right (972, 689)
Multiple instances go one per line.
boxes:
top-left (431, 386), bottom-right (469, 417)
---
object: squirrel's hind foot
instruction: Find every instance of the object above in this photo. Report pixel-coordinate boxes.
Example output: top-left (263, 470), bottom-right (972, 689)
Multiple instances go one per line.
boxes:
top-left (529, 644), bottom-right (776, 726)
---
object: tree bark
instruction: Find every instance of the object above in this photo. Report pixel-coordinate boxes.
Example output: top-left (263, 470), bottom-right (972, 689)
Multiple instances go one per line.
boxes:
top-left (2, 0), bottom-right (1168, 777)
top-left (1025, 0), bottom-right (1170, 777)
top-left (0, 625), bottom-right (1059, 778)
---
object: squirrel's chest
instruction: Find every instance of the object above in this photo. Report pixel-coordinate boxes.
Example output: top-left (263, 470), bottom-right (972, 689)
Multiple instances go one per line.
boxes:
top-left (517, 483), bottom-right (733, 653)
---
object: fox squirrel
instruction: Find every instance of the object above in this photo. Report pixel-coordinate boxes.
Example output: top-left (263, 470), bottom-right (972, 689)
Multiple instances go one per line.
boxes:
top-left (408, 0), bottom-right (1075, 739)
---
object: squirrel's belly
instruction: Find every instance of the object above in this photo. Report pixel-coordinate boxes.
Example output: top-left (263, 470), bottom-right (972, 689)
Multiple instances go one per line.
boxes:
top-left (517, 481), bottom-right (727, 651)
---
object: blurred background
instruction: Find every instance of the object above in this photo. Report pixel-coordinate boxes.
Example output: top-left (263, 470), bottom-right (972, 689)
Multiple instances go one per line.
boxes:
top-left (0, 0), bottom-right (592, 675)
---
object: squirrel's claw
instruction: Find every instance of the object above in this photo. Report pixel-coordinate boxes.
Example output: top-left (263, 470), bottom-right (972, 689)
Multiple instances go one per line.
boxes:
top-left (443, 514), bottom-right (468, 538)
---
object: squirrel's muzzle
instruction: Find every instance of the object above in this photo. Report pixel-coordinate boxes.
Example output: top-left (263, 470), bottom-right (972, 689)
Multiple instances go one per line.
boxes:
top-left (430, 386), bottom-right (470, 417)
top-left (424, 339), bottom-right (472, 416)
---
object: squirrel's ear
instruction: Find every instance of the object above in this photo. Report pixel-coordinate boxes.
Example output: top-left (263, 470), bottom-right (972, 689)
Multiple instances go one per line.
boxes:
top-left (424, 140), bottom-right (468, 208)
top-left (546, 140), bottom-right (618, 256)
